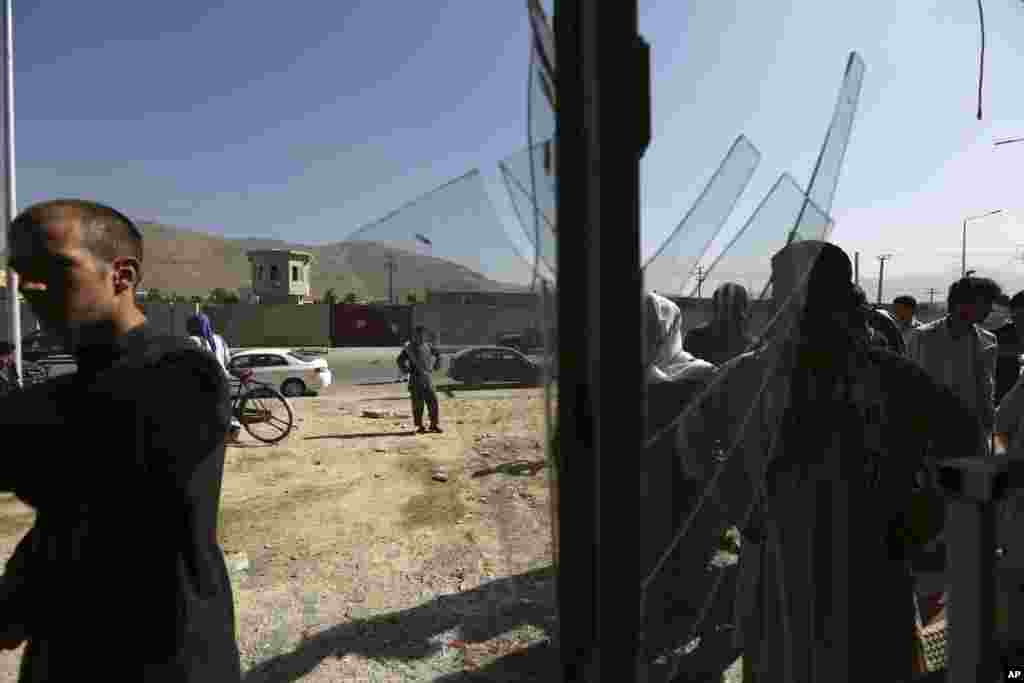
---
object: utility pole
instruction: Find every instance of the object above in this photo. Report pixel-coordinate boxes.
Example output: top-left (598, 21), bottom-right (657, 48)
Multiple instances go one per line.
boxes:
top-left (385, 255), bottom-right (396, 304)
top-left (927, 287), bottom-right (938, 306)
top-left (694, 264), bottom-right (707, 298)
top-left (854, 251), bottom-right (860, 287)
top-left (876, 254), bottom-right (892, 305)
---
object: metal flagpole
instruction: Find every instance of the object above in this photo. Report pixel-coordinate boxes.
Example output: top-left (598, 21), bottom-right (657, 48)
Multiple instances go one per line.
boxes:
top-left (3, 0), bottom-right (19, 387)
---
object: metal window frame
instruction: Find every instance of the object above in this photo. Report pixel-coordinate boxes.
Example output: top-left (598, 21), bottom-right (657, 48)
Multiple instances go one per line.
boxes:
top-left (555, 1), bottom-right (649, 680)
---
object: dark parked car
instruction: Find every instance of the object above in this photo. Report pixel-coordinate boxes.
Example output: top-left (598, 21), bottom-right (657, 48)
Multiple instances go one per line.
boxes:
top-left (448, 346), bottom-right (544, 385)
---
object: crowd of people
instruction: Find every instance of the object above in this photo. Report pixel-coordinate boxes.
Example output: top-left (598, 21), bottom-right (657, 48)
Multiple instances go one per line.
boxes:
top-left (644, 242), bottom-right (1024, 680)
top-left (0, 196), bottom-right (1020, 680)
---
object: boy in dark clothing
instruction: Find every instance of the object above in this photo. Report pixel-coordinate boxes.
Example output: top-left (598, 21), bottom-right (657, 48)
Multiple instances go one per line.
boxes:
top-left (397, 326), bottom-right (443, 433)
top-left (0, 200), bottom-right (241, 682)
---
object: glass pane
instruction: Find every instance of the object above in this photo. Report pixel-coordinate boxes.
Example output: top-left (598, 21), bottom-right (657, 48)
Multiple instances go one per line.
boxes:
top-left (636, 51), bottom-right (865, 676)
top-left (694, 173), bottom-right (834, 302)
top-left (642, 135), bottom-right (762, 297)
top-left (638, 191), bottom-right (837, 681)
top-left (804, 52), bottom-right (866, 217)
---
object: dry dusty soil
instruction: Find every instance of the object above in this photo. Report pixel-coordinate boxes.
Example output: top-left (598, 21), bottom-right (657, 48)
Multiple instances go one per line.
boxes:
top-left (0, 382), bottom-right (559, 682)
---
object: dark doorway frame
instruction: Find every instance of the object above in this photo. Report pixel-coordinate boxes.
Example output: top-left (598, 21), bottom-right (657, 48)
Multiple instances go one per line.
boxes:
top-left (555, 1), bottom-right (650, 681)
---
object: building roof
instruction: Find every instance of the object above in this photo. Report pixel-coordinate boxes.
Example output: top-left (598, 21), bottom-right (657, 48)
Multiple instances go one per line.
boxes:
top-left (246, 249), bottom-right (314, 261)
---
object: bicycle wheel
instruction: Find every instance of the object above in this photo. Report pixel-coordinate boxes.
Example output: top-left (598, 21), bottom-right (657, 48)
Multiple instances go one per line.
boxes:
top-left (22, 362), bottom-right (49, 387)
top-left (239, 384), bottom-right (294, 444)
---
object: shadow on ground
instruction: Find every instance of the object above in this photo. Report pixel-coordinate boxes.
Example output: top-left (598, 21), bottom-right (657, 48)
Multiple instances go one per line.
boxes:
top-left (237, 555), bottom-right (742, 683)
top-left (436, 382), bottom-right (541, 393)
top-left (241, 566), bottom-right (559, 683)
top-left (303, 431), bottom-right (420, 440)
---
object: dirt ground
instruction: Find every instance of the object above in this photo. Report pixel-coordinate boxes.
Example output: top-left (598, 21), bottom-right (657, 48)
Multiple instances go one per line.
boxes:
top-left (0, 382), bottom-right (559, 682)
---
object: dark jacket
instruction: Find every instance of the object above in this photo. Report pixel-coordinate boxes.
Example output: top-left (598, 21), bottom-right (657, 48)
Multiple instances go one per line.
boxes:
top-left (995, 321), bottom-right (1022, 405)
top-left (0, 324), bottom-right (241, 682)
top-left (683, 322), bottom-right (757, 367)
top-left (397, 341), bottom-right (441, 388)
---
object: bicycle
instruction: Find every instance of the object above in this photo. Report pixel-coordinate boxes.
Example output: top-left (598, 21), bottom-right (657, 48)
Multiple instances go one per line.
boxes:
top-left (229, 369), bottom-right (295, 444)
top-left (0, 360), bottom-right (51, 397)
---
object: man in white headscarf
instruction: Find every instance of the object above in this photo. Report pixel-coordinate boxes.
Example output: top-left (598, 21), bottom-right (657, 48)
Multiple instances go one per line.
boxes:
top-left (640, 291), bottom-right (717, 653)
top-left (675, 240), bottom-right (980, 682)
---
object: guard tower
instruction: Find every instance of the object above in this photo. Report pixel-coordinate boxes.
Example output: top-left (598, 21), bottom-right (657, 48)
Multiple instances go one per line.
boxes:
top-left (247, 249), bottom-right (314, 304)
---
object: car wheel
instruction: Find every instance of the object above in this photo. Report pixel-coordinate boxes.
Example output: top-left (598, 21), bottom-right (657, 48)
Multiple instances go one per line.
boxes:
top-left (281, 378), bottom-right (306, 397)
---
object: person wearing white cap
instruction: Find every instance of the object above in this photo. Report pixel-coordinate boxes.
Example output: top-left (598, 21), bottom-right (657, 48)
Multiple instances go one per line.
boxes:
top-left (640, 290), bottom-right (718, 650)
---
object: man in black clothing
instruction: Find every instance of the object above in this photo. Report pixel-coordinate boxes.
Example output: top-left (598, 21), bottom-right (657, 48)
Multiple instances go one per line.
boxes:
top-left (994, 290), bottom-right (1024, 405)
top-left (683, 282), bottom-right (757, 366)
top-left (0, 199), bottom-right (241, 681)
top-left (397, 325), bottom-right (443, 433)
top-left (892, 294), bottom-right (923, 347)
top-left (677, 241), bottom-right (981, 681)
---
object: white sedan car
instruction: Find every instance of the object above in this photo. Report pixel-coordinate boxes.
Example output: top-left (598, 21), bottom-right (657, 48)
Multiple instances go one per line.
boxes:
top-left (227, 348), bottom-right (333, 397)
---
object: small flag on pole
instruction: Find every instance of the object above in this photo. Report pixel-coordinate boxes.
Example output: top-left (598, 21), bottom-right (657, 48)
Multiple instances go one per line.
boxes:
top-left (415, 233), bottom-right (432, 246)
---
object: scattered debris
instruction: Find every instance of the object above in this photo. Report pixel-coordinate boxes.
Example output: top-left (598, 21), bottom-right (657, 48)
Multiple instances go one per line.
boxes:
top-left (472, 460), bottom-right (548, 478)
top-left (359, 409), bottom-right (412, 420)
top-left (226, 552), bottom-right (250, 574)
top-left (432, 467), bottom-right (449, 483)
top-left (374, 447), bottom-right (387, 453)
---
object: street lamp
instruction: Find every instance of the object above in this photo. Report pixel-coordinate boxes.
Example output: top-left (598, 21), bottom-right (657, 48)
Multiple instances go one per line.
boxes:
top-left (962, 209), bottom-right (1003, 277)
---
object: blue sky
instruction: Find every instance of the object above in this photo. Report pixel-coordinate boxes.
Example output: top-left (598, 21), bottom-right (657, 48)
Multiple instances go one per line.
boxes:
top-left (6, 0), bottom-right (1024, 300)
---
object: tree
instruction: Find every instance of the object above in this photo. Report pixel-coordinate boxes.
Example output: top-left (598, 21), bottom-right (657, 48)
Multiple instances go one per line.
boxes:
top-left (343, 292), bottom-right (359, 304)
top-left (190, 295), bottom-right (204, 304)
top-left (209, 288), bottom-right (240, 304)
top-left (323, 288), bottom-right (338, 304)
top-left (145, 287), bottom-right (165, 302)
top-left (406, 292), bottom-right (418, 304)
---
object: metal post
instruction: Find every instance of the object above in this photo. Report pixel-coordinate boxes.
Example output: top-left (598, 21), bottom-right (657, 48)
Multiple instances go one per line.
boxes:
top-left (3, 0), bottom-right (18, 387)
top-left (877, 254), bottom-right (890, 305)
top-left (854, 251), bottom-right (859, 287)
top-left (385, 256), bottom-right (396, 305)
top-left (962, 218), bottom-right (968, 279)
top-left (936, 455), bottom-right (1024, 682)
top-left (557, 0), bottom-right (648, 680)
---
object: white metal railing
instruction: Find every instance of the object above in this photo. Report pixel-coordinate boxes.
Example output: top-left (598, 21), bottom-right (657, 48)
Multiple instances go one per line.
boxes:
top-left (935, 454), bottom-right (1024, 681)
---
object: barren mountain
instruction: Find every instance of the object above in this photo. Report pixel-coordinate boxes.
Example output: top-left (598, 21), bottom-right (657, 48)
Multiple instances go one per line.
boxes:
top-left (135, 222), bottom-right (529, 300)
